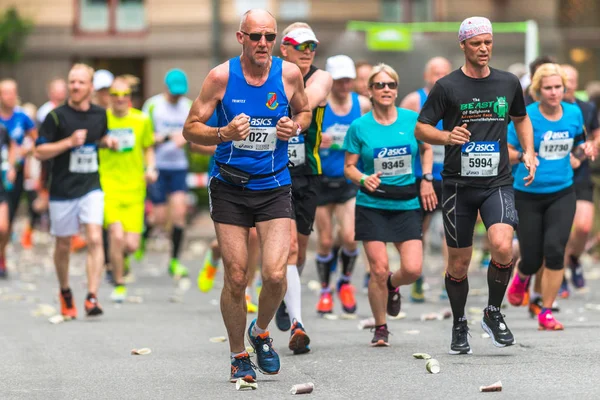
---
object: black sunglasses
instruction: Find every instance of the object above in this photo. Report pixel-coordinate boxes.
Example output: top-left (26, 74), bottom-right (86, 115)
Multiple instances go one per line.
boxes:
top-left (241, 31), bottom-right (277, 42)
top-left (370, 81), bottom-right (398, 90)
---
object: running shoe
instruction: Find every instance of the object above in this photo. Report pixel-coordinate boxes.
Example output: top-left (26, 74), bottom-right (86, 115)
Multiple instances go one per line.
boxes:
top-left (288, 319), bottom-right (311, 354)
top-left (569, 258), bottom-right (585, 289)
top-left (110, 285), bottom-right (127, 303)
top-left (337, 279), bottom-right (357, 314)
top-left (133, 238), bottom-right (146, 261)
top-left (528, 296), bottom-right (542, 318)
top-left (481, 308), bottom-right (515, 347)
top-left (449, 321), bottom-right (472, 355)
top-left (59, 290), bottom-right (77, 319)
top-left (370, 325), bottom-right (391, 347)
top-left (230, 352), bottom-right (257, 383)
top-left (538, 309), bottom-right (564, 331)
top-left (507, 273), bottom-right (530, 306)
top-left (197, 250), bottom-right (218, 293)
top-left (246, 294), bottom-right (258, 314)
top-left (439, 288), bottom-right (449, 301)
top-left (70, 235), bottom-right (87, 253)
top-left (317, 291), bottom-right (333, 314)
top-left (387, 285), bottom-right (401, 317)
top-left (84, 294), bottom-right (103, 317)
top-left (558, 277), bottom-right (570, 299)
top-left (410, 275), bottom-right (425, 303)
top-left (105, 270), bottom-right (114, 285)
top-left (246, 319), bottom-right (280, 375)
top-left (0, 257), bottom-right (7, 279)
top-left (168, 259), bottom-right (189, 278)
top-left (275, 301), bottom-right (291, 331)
top-left (480, 250), bottom-right (491, 269)
top-left (21, 226), bottom-right (33, 250)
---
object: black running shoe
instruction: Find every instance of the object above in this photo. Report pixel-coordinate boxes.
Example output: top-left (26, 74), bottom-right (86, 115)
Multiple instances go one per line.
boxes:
top-left (449, 321), bottom-right (472, 355)
top-left (481, 308), bottom-right (515, 348)
top-left (370, 325), bottom-right (391, 347)
top-left (387, 287), bottom-right (401, 317)
top-left (275, 300), bottom-right (291, 331)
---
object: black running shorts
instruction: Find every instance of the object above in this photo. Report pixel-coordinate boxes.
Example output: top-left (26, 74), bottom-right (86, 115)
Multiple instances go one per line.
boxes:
top-left (208, 178), bottom-right (292, 227)
top-left (575, 180), bottom-right (593, 203)
top-left (317, 176), bottom-right (358, 206)
top-left (291, 175), bottom-right (320, 236)
top-left (442, 183), bottom-right (518, 248)
top-left (355, 205), bottom-right (422, 243)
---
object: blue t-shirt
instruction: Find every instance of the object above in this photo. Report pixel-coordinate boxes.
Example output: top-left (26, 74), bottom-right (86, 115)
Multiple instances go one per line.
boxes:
top-left (211, 56), bottom-right (290, 190)
top-left (413, 88), bottom-right (444, 180)
top-left (343, 108), bottom-right (421, 210)
top-left (508, 101), bottom-right (585, 194)
top-left (320, 92), bottom-right (362, 178)
top-left (0, 110), bottom-right (35, 146)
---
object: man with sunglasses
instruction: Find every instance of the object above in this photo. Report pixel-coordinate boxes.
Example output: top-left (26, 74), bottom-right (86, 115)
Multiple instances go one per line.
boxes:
top-left (35, 64), bottom-right (119, 319)
top-left (274, 23), bottom-right (333, 354)
top-left (416, 17), bottom-right (535, 355)
top-left (400, 56), bottom-right (452, 303)
top-left (100, 77), bottom-right (157, 302)
top-left (183, 9), bottom-right (311, 384)
top-left (140, 69), bottom-right (192, 279)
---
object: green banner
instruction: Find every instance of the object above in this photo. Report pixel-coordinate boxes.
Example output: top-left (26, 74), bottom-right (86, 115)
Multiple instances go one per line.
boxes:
top-left (366, 26), bottom-right (412, 52)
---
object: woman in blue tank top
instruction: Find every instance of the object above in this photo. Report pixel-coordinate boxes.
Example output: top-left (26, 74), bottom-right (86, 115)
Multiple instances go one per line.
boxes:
top-left (506, 63), bottom-right (595, 331)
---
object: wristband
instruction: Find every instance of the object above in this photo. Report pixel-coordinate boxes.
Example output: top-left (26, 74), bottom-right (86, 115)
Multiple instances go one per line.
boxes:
top-left (295, 123), bottom-right (302, 136)
top-left (217, 127), bottom-right (223, 143)
top-left (518, 152), bottom-right (524, 162)
top-left (360, 174), bottom-right (368, 186)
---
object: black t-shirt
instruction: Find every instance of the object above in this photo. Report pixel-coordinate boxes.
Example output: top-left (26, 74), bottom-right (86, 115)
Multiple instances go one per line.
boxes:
top-left (37, 103), bottom-right (107, 199)
top-left (572, 99), bottom-right (599, 183)
top-left (418, 67), bottom-right (527, 188)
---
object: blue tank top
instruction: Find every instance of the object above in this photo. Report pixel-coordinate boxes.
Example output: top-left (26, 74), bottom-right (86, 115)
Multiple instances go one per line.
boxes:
top-left (211, 56), bottom-right (291, 190)
top-left (414, 88), bottom-right (444, 180)
top-left (320, 92), bottom-right (362, 177)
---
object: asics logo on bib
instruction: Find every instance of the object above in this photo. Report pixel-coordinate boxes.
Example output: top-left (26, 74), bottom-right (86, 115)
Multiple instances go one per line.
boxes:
top-left (289, 135), bottom-right (303, 144)
top-left (376, 146), bottom-right (410, 158)
top-left (543, 131), bottom-right (569, 141)
top-left (250, 118), bottom-right (275, 126)
top-left (462, 142), bottom-right (499, 153)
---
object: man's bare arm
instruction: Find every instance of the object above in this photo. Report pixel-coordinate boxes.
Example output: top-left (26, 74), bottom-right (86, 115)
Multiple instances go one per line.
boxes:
top-left (305, 70), bottom-right (332, 109)
top-left (358, 95), bottom-right (372, 115)
top-left (284, 63), bottom-right (312, 131)
top-left (399, 92), bottom-right (420, 112)
top-left (183, 64), bottom-right (228, 145)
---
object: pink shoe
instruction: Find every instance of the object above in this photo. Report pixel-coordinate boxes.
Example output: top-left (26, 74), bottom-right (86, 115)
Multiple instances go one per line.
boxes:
top-left (538, 309), bottom-right (564, 331)
top-left (507, 273), bottom-right (529, 307)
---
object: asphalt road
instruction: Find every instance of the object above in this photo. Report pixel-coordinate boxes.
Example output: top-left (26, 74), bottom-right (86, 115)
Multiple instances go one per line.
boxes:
top-left (2, 213), bottom-right (600, 399)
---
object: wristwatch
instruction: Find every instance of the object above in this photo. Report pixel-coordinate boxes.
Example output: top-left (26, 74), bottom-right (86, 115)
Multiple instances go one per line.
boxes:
top-left (423, 173), bottom-right (434, 182)
top-left (518, 152), bottom-right (524, 162)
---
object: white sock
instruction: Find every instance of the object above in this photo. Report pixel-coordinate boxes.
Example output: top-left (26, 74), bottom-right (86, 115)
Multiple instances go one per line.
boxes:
top-left (284, 264), bottom-right (303, 325)
top-left (252, 322), bottom-right (267, 336)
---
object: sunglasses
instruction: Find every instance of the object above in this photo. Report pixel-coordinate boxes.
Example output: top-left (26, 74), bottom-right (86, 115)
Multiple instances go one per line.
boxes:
top-left (285, 42), bottom-right (317, 52)
top-left (370, 81), bottom-right (398, 90)
top-left (241, 31), bottom-right (277, 42)
top-left (109, 90), bottom-right (131, 97)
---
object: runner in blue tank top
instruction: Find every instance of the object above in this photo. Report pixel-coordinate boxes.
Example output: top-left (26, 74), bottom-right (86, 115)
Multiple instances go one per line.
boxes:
top-left (183, 9), bottom-right (311, 384)
top-left (314, 55), bottom-right (371, 317)
top-left (399, 56), bottom-right (452, 303)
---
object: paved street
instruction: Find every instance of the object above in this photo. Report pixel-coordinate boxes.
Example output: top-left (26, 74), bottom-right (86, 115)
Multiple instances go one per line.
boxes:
top-left (2, 213), bottom-right (600, 399)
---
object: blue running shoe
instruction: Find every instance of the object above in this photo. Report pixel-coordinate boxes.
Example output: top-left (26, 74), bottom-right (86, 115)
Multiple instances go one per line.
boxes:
top-left (569, 257), bottom-right (585, 289)
top-left (558, 277), bottom-right (570, 299)
top-left (105, 270), bottom-right (114, 285)
top-left (288, 319), bottom-right (311, 355)
top-left (247, 319), bottom-right (280, 375)
top-left (230, 352), bottom-right (256, 383)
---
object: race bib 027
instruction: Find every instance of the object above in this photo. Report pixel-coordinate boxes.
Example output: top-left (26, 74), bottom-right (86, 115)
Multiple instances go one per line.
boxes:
top-left (233, 117), bottom-right (277, 152)
top-left (69, 144), bottom-right (98, 174)
top-left (539, 131), bottom-right (573, 160)
top-left (373, 145), bottom-right (412, 177)
top-left (288, 135), bottom-right (305, 166)
top-left (461, 141), bottom-right (500, 177)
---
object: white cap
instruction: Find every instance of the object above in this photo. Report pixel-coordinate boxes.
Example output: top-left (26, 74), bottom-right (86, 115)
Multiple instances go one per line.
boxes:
top-left (282, 28), bottom-right (319, 45)
top-left (93, 69), bottom-right (114, 91)
top-left (326, 55), bottom-right (356, 80)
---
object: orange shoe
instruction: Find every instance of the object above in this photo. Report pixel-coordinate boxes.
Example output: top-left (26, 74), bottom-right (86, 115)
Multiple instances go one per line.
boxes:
top-left (84, 294), bottom-right (103, 317)
top-left (337, 280), bottom-right (357, 314)
top-left (70, 235), bottom-right (87, 253)
top-left (59, 290), bottom-right (77, 319)
top-left (21, 227), bottom-right (33, 250)
top-left (521, 290), bottom-right (530, 306)
top-left (316, 291), bottom-right (333, 314)
top-left (528, 297), bottom-right (542, 318)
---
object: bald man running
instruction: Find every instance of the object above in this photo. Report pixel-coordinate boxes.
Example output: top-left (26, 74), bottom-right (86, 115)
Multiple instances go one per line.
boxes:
top-left (400, 57), bottom-right (452, 302)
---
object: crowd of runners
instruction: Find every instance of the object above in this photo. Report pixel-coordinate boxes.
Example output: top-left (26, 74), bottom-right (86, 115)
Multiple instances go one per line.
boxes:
top-left (1, 9), bottom-right (600, 384)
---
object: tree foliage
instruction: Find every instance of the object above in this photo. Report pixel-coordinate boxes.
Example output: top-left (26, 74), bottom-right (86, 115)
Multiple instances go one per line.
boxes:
top-left (0, 7), bottom-right (33, 63)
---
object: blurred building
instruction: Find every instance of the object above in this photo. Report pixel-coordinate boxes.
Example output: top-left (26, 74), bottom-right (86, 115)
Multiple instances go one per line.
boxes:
top-left (1, 0), bottom-right (599, 106)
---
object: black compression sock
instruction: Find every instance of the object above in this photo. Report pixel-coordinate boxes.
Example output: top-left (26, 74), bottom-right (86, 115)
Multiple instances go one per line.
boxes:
top-left (171, 226), bottom-right (184, 259)
top-left (61, 287), bottom-right (72, 296)
top-left (316, 253), bottom-right (333, 288)
top-left (387, 274), bottom-right (396, 291)
top-left (341, 248), bottom-right (359, 277)
top-left (445, 273), bottom-right (469, 325)
top-left (487, 258), bottom-right (514, 309)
